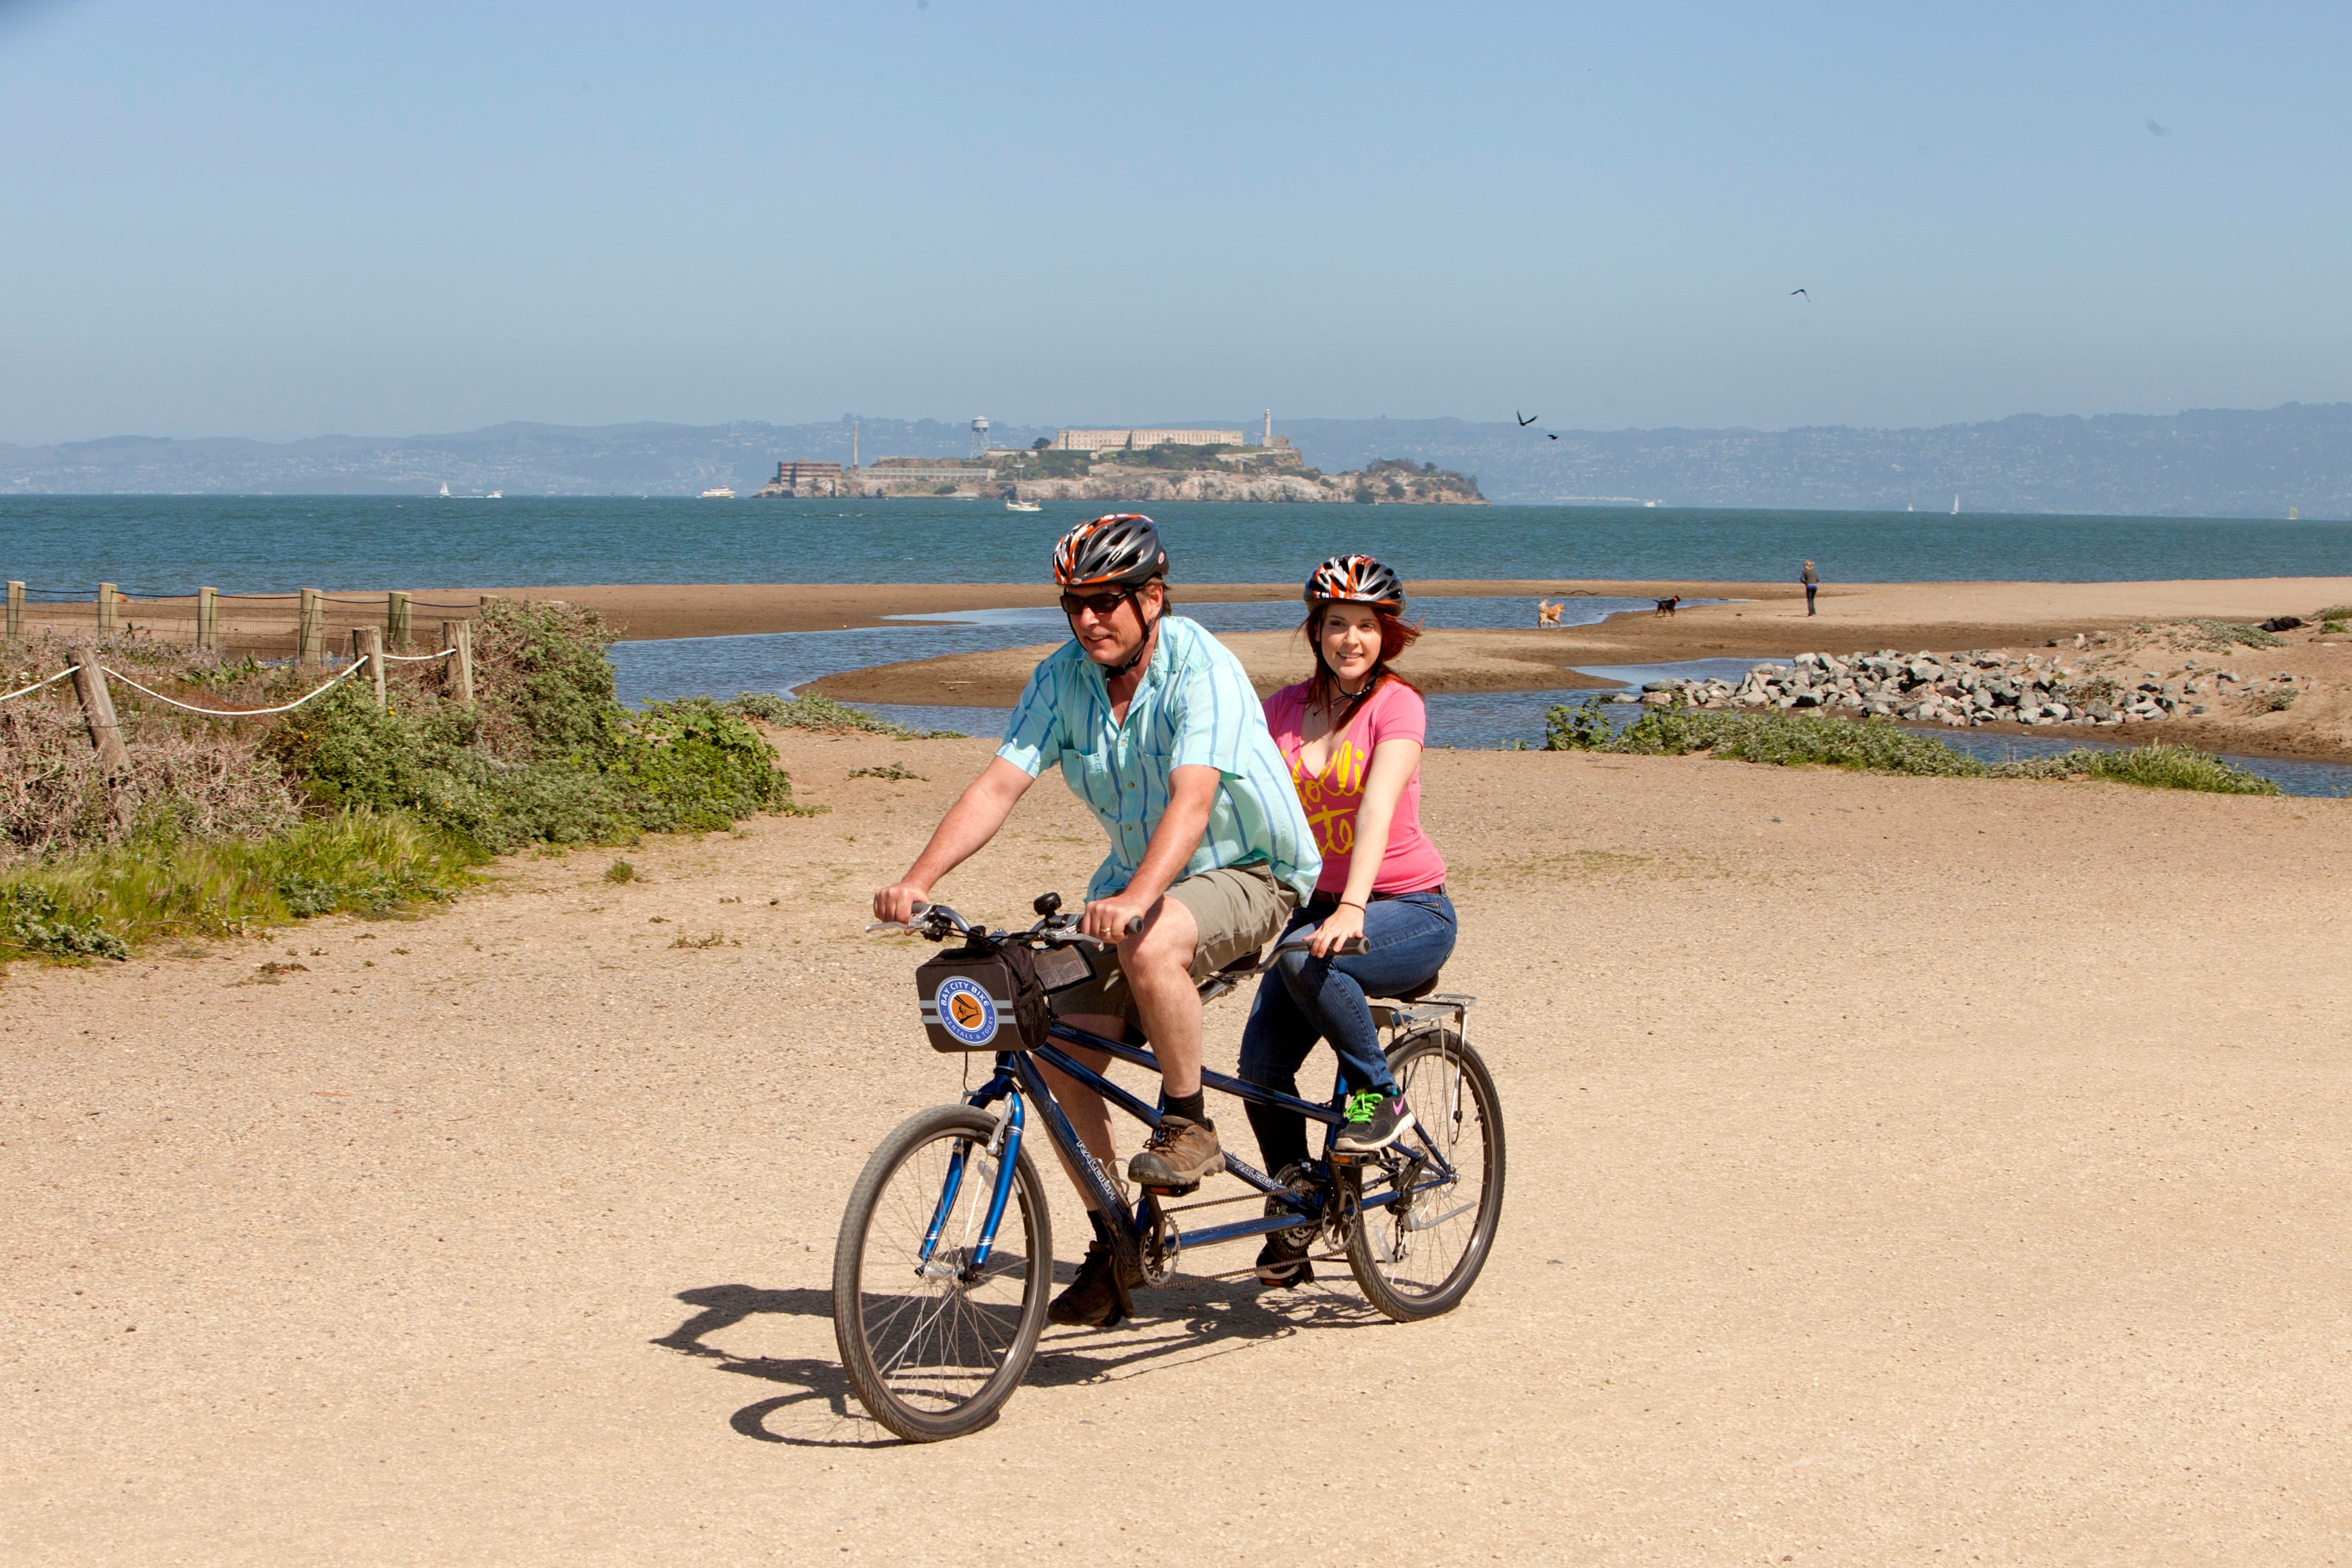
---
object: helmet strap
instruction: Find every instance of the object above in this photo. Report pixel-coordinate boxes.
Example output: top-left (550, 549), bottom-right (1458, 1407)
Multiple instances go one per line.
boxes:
top-left (1103, 594), bottom-right (1161, 681)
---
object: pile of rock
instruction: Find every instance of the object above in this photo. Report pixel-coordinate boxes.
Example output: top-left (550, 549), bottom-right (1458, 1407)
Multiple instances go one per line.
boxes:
top-left (1627, 649), bottom-right (2292, 730)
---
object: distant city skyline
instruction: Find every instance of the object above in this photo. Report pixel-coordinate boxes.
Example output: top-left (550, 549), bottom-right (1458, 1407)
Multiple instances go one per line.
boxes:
top-left (2, 2), bottom-right (2347, 445)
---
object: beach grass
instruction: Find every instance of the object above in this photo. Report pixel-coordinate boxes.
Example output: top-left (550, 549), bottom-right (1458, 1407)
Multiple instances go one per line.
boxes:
top-left (1543, 705), bottom-right (2283, 794)
top-left (1, 809), bottom-right (479, 967)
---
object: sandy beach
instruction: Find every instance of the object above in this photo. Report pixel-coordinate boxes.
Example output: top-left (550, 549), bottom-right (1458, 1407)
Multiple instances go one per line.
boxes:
top-left (49, 575), bottom-right (2352, 646)
top-left (5, 725), bottom-right (2350, 1563)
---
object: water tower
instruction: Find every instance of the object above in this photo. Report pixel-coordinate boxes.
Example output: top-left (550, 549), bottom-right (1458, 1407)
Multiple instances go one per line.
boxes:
top-left (970, 416), bottom-right (990, 459)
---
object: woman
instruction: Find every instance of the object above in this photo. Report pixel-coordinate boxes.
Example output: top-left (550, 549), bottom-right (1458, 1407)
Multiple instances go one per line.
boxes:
top-left (1239, 554), bottom-right (1456, 1287)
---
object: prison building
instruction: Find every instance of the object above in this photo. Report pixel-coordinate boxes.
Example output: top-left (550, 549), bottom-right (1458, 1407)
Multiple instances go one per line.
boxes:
top-left (1051, 427), bottom-right (1247, 452)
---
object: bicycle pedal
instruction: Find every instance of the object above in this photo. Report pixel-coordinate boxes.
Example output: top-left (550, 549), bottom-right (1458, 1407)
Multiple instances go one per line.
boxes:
top-left (1142, 1181), bottom-right (1200, 1198)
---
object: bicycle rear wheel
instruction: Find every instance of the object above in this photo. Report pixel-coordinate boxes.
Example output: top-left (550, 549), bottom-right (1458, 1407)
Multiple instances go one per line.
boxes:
top-left (833, 1105), bottom-right (1051, 1441)
top-left (1345, 1027), bottom-right (1505, 1320)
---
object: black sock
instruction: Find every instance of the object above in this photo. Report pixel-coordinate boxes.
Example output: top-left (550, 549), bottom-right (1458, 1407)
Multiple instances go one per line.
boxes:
top-left (1164, 1089), bottom-right (1207, 1127)
top-left (1088, 1208), bottom-right (1115, 1246)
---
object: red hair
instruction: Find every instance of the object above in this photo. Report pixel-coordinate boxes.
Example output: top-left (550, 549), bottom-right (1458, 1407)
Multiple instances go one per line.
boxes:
top-left (1303, 601), bottom-right (1423, 720)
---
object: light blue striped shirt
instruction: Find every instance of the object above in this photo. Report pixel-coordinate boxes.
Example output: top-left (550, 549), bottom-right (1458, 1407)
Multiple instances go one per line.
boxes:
top-left (997, 615), bottom-right (1321, 904)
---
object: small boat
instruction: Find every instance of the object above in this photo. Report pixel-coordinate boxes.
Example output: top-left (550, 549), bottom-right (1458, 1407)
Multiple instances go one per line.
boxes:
top-left (439, 482), bottom-right (451, 497)
top-left (1005, 498), bottom-right (1042, 513)
top-left (487, 490), bottom-right (503, 499)
top-left (700, 487), bottom-right (736, 499)
top-left (1951, 494), bottom-right (1961, 514)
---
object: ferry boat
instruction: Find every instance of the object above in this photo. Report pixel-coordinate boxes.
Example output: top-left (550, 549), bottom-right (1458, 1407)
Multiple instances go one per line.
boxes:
top-left (1005, 498), bottom-right (1042, 513)
top-left (700, 486), bottom-right (736, 499)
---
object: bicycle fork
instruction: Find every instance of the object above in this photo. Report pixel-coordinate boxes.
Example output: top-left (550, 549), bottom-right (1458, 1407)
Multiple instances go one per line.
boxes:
top-left (917, 1091), bottom-right (1026, 1282)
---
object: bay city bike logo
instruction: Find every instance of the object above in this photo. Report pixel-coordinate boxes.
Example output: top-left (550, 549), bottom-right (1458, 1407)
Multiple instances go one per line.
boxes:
top-left (933, 975), bottom-right (1000, 1047)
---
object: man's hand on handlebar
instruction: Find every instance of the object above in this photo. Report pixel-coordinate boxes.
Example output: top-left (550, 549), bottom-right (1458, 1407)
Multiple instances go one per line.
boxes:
top-left (1082, 890), bottom-right (1153, 944)
top-left (873, 880), bottom-right (931, 924)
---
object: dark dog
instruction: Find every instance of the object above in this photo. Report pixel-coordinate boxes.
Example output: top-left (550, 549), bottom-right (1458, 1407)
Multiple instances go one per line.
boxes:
top-left (1653, 595), bottom-right (1681, 618)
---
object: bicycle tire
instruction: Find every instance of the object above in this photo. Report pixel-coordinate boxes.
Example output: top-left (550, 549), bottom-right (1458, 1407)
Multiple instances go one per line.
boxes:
top-left (1345, 1027), bottom-right (1505, 1321)
top-left (833, 1105), bottom-right (1052, 1441)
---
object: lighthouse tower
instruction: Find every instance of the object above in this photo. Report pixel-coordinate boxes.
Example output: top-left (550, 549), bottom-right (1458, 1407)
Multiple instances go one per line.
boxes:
top-left (1263, 408), bottom-right (1272, 447)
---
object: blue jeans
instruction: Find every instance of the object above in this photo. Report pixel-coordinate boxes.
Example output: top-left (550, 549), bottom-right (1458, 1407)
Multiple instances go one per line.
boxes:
top-left (1236, 890), bottom-right (1457, 1177)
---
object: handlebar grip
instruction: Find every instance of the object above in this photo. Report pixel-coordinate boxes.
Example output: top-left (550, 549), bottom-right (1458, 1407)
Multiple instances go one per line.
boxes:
top-left (1337, 936), bottom-right (1370, 955)
top-left (1123, 916), bottom-right (1144, 937)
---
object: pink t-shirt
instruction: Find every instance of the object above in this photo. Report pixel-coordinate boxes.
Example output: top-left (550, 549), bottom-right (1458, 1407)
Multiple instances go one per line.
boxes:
top-left (1262, 678), bottom-right (1447, 897)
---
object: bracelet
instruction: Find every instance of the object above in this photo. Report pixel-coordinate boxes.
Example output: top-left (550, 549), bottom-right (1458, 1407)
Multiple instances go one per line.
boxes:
top-left (1337, 900), bottom-right (1366, 912)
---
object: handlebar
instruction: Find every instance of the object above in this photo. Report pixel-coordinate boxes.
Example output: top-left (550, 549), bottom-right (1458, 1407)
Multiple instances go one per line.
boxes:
top-left (866, 895), bottom-right (1368, 965)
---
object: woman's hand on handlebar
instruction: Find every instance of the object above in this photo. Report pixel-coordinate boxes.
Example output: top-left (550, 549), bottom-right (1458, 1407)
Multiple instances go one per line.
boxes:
top-left (1305, 901), bottom-right (1367, 958)
top-left (873, 880), bottom-right (931, 924)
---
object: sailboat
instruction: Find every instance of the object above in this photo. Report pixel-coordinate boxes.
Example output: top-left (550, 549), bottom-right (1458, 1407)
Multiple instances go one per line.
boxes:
top-left (2289, 506), bottom-right (2299, 520)
top-left (1951, 495), bottom-right (1960, 515)
top-left (439, 482), bottom-right (451, 498)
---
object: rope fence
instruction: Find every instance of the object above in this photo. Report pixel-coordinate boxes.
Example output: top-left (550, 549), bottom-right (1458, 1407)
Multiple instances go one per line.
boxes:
top-left (4, 627), bottom-right (474, 724)
top-left (0, 666), bottom-right (79, 704)
top-left (2, 579), bottom-right (494, 662)
top-left (96, 659), bottom-right (366, 717)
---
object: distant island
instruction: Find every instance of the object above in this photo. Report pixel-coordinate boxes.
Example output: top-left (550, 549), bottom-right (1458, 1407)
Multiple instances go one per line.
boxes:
top-left (763, 428), bottom-right (1483, 505)
top-left (3, 403), bottom-right (2347, 517)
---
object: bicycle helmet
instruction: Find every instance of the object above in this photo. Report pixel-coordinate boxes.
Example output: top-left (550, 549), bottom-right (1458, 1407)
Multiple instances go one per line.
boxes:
top-left (1303, 554), bottom-right (1405, 611)
top-left (1053, 514), bottom-right (1167, 590)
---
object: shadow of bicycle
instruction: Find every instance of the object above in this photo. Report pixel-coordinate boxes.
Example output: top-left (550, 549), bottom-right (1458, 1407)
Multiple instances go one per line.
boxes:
top-left (655, 1265), bottom-right (1388, 1446)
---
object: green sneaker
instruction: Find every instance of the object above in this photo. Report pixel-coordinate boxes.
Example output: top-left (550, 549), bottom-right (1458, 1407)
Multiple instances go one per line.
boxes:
top-left (1330, 1089), bottom-right (1414, 1156)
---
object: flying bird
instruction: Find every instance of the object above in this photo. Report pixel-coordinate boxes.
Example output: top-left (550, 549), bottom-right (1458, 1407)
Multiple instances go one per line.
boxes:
top-left (1548, 433), bottom-right (1559, 441)
top-left (2146, 117), bottom-right (2171, 136)
top-left (1516, 411), bottom-right (1538, 426)
top-left (1790, 288), bottom-right (1809, 299)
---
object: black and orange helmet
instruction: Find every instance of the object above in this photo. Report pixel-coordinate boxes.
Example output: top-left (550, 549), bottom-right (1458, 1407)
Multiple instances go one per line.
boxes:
top-left (1052, 514), bottom-right (1167, 590)
top-left (1303, 554), bottom-right (1405, 611)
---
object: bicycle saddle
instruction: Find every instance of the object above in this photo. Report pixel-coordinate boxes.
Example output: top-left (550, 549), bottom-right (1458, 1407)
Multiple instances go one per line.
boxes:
top-left (1366, 972), bottom-right (1443, 1004)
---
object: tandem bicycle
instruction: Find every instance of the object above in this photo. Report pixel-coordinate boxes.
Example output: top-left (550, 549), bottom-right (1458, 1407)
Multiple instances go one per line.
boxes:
top-left (831, 891), bottom-right (1505, 1441)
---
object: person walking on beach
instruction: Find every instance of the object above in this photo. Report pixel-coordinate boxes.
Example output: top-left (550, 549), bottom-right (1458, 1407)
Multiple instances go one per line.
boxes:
top-left (1240, 554), bottom-right (1457, 1290)
top-left (1801, 560), bottom-right (1820, 616)
top-left (872, 514), bottom-right (1318, 1328)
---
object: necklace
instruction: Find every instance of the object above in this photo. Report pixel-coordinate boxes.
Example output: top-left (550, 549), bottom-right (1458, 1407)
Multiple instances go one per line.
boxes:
top-left (1329, 670), bottom-right (1377, 706)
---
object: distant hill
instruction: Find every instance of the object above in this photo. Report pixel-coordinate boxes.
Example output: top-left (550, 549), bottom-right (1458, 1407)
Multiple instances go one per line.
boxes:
top-left (1272, 405), bottom-right (2352, 518)
top-left (3, 405), bottom-right (2347, 517)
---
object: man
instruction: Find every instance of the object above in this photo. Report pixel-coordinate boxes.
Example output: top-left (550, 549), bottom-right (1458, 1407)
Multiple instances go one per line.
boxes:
top-left (1801, 560), bottom-right (1820, 616)
top-left (873, 514), bottom-right (1319, 1327)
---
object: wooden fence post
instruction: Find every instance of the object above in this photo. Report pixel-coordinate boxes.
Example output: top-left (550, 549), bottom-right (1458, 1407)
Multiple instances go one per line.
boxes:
top-left (5, 581), bottom-right (20, 641)
top-left (443, 619), bottom-right (475, 703)
top-left (354, 626), bottom-right (387, 710)
top-left (197, 586), bottom-right (219, 652)
top-left (70, 645), bottom-right (137, 830)
top-left (387, 591), bottom-right (412, 649)
top-left (298, 588), bottom-right (323, 666)
top-left (97, 582), bottom-right (118, 639)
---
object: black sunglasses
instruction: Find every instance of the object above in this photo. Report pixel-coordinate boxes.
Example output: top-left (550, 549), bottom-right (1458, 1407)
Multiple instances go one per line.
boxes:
top-left (1059, 588), bottom-right (1134, 618)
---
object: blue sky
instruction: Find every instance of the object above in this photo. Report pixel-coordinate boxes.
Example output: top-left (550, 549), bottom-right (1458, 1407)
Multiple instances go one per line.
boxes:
top-left (2, 1), bottom-right (2346, 443)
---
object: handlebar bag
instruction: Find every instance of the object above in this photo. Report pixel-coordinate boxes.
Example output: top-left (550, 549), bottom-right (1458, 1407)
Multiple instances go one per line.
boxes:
top-left (916, 942), bottom-right (1052, 1053)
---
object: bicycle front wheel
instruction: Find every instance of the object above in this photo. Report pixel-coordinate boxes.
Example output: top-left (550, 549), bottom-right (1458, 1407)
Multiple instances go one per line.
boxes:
top-left (1345, 1027), bottom-right (1505, 1320)
top-left (832, 1104), bottom-right (1052, 1442)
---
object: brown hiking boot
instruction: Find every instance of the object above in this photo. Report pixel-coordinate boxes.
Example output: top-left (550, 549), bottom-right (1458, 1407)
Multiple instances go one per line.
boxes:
top-left (1047, 1239), bottom-right (1139, 1329)
top-left (1127, 1116), bottom-right (1224, 1189)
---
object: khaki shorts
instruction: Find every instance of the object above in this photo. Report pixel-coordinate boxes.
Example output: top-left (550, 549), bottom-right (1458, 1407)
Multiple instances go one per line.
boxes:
top-left (1046, 863), bottom-right (1297, 1027)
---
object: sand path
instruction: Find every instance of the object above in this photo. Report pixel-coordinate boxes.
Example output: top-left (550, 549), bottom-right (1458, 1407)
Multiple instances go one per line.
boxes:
top-left (6, 731), bottom-right (2350, 1563)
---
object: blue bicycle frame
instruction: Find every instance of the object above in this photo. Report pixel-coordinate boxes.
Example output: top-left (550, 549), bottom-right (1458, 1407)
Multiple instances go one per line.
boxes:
top-left (913, 1012), bottom-right (1462, 1284)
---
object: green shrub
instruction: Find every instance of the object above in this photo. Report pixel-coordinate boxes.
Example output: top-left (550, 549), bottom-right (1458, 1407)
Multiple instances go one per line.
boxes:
top-left (1539, 706), bottom-right (2285, 795)
top-left (1989, 742), bottom-right (2281, 795)
top-left (263, 608), bottom-right (799, 853)
top-left (716, 691), bottom-right (940, 736)
top-left (1545, 707), bottom-right (1987, 777)
top-left (2186, 619), bottom-right (2283, 649)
